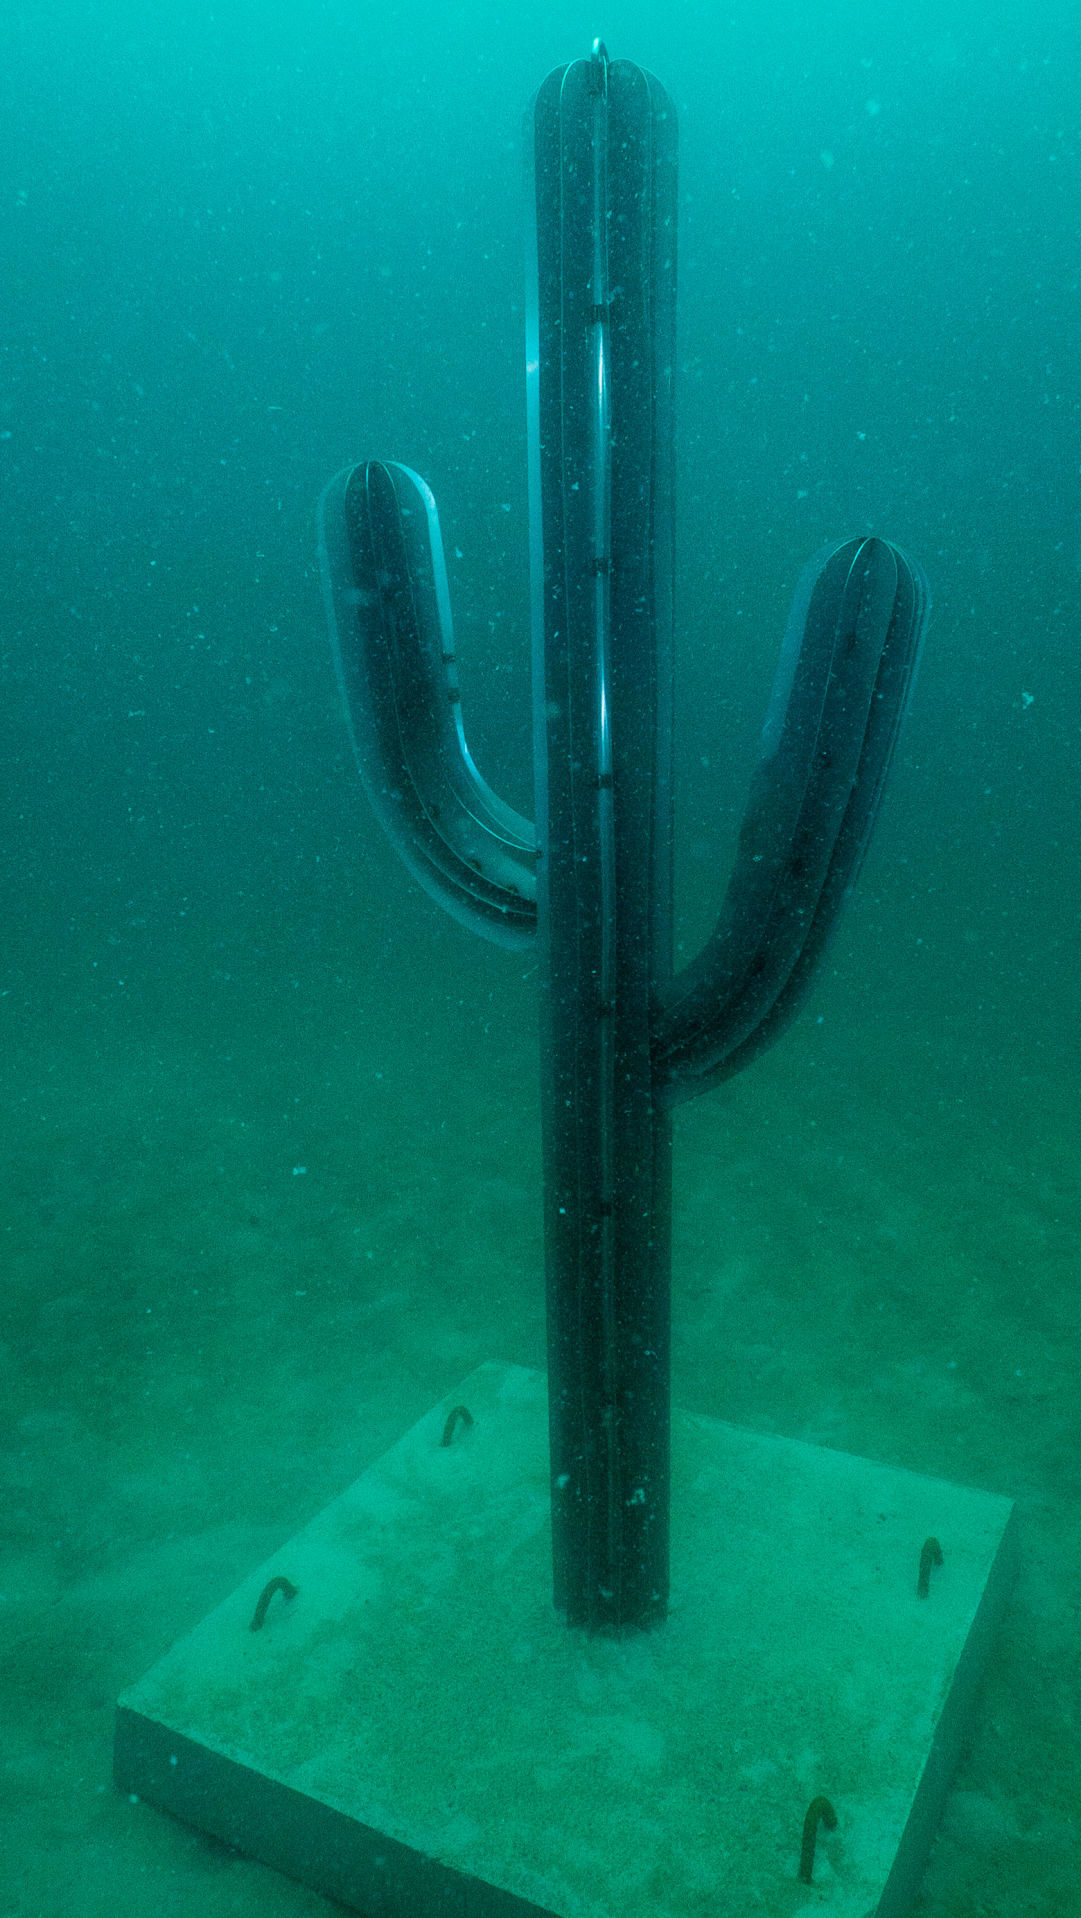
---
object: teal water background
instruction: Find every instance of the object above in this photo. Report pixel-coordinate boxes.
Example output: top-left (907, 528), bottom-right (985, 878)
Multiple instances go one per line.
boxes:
top-left (2, 1), bottom-right (1079, 1911)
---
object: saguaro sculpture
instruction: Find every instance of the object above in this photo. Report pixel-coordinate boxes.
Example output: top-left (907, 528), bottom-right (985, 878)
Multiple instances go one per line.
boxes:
top-left (318, 42), bottom-right (929, 1635)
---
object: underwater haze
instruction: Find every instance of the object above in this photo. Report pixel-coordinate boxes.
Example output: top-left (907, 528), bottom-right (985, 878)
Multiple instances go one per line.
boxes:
top-left (2, 0), bottom-right (1079, 1912)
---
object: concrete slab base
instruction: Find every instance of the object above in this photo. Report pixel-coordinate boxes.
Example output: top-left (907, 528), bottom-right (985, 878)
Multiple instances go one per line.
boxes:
top-left (115, 1362), bottom-right (1016, 1918)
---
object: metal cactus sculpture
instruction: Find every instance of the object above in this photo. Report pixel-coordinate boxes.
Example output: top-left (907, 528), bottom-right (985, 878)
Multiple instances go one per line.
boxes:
top-left (318, 43), bottom-right (929, 1636)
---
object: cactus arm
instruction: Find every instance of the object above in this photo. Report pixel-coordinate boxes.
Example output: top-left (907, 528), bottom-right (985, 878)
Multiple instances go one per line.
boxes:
top-left (318, 458), bottom-right (537, 949)
top-left (655, 535), bottom-right (930, 1101)
top-left (703, 538), bottom-right (930, 1083)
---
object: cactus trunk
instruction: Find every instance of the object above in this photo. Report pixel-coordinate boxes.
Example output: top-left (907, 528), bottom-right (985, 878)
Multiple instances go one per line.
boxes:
top-left (527, 51), bottom-right (678, 1630)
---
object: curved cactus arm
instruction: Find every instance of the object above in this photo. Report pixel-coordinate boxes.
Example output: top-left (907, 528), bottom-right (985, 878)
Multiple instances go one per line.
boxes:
top-left (655, 535), bottom-right (929, 1103)
top-left (318, 458), bottom-right (538, 949)
top-left (704, 539), bottom-right (930, 1087)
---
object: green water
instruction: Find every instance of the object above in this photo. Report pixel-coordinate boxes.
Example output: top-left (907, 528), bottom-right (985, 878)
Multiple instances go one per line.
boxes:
top-left (3, 2), bottom-right (1079, 1912)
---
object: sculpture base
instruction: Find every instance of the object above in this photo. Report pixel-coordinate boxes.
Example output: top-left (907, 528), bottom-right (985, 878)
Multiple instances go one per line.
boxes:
top-left (115, 1362), bottom-right (1015, 1917)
